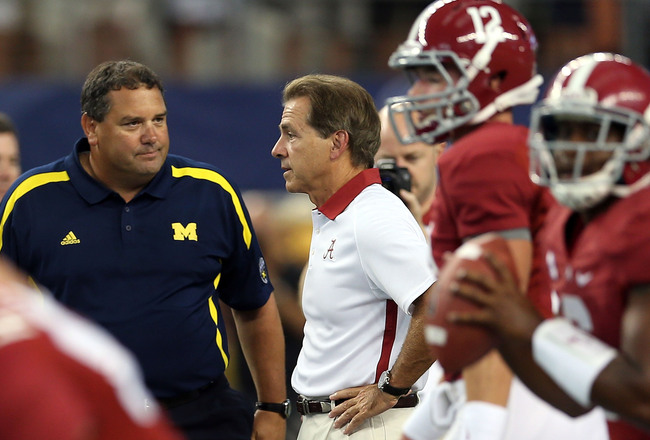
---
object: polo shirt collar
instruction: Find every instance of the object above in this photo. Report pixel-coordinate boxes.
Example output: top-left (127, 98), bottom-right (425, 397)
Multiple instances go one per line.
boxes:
top-left (422, 200), bottom-right (435, 227)
top-left (318, 168), bottom-right (380, 220)
top-left (66, 137), bottom-right (172, 204)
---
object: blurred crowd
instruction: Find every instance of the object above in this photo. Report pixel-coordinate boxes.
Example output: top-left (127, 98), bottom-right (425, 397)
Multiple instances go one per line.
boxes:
top-left (1, 2), bottom-right (649, 439)
top-left (0, 0), bottom-right (646, 83)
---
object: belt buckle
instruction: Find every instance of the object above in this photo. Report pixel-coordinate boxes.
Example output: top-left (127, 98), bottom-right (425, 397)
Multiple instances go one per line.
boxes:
top-left (297, 396), bottom-right (310, 415)
top-left (320, 400), bottom-right (334, 413)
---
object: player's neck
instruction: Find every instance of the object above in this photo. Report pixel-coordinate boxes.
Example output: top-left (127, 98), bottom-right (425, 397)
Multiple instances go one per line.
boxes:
top-left (449, 111), bottom-right (514, 142)
top-left (421, 191), bottom-right (435, 217)
top-left (578, 196), bottom-right (618, 224)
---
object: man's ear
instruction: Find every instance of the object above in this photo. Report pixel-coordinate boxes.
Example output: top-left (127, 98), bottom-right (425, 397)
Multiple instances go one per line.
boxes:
top-left (489, 72), bottom-right (506, 93)
top-left (81, 113), bottom-right (98, 145)
top-left (330, 130), bottom-right (350, 160)
top-left (433, 141), bottom-right (445, 158)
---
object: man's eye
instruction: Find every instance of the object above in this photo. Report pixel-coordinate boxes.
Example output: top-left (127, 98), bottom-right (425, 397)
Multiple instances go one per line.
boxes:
top-left (415, 69), bottom-right (445, 84)
top-left (586, 127), bottom-right (600, 142)
top-left (423, 74), bottom-right (444, 83)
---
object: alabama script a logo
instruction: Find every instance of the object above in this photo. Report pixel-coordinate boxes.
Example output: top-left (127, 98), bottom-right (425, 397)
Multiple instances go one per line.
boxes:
top-left (323, 239), bottom-right (336, 260)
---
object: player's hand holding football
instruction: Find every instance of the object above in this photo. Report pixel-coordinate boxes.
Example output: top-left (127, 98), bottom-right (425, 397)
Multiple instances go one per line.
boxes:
top-left (449, 251), bottom-right (544, 343)
top-left (329, 384), bottom-right (399, 435)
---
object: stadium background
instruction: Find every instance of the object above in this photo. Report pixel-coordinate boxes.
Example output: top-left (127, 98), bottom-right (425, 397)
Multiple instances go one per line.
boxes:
top-left (0, 0), bottom-right (644, 191)
top-left (1, 1), bottom-right (645, 438)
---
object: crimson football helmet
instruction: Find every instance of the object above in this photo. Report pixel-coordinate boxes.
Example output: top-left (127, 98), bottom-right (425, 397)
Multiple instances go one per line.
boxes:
top-left (387, 0), bottom-right (543, 144)
top-left (529, 53), bottom-right (650, 211)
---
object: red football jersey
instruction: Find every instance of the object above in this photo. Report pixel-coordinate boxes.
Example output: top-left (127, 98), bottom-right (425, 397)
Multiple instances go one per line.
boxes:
top-left (432, 122), bottom-right (554, 316)
top-left (542, 189), bottom-right (650, 440)
top-left (0, 290), bottom-right (183, 440)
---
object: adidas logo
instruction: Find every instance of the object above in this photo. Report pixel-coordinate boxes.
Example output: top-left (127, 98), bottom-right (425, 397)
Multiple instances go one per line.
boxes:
top-left (60, 231), bottom-right (81, 246)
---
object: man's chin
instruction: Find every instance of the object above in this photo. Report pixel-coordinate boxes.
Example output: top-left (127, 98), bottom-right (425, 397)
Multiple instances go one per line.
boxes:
top-left (285, 184), bottom-right (299, 194)
top-left (284, 180), bottom-right (302, 194)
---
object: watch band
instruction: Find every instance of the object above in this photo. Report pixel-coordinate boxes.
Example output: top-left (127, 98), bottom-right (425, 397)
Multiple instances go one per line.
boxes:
top-left (255, 399), bottom-right (291, 419)
top-left (380, 382), bottom-right (411, 397)
top-left (378, 370), bottom-right (411, 397)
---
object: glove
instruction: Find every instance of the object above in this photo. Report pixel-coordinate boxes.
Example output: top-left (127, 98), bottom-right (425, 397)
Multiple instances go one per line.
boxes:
top-left (443, 401), bottom-right (508, 440)
top-left (430, 378), bottom-right (466, 434)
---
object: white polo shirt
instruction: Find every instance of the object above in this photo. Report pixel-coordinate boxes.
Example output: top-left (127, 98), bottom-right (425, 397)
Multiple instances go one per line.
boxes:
top-left (292, 169), bottom-right (436, 397)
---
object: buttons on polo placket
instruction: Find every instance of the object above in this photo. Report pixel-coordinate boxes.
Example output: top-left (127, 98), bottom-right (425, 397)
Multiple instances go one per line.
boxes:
top-left (122, 204), bottom-right (134, 239)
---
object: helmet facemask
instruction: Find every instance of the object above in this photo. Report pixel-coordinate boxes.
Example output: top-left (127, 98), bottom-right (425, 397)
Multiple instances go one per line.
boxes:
top-left (529, 102), bottom-right (650, 211)
top-left (386, 51), bottom-right (479, 145)
top-left (386, 0), bottom-right (542, 145)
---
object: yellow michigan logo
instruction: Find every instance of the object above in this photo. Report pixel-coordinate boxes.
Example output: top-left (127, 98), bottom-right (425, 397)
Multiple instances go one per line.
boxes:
top-left (172, 223), bottom-right (198, 241)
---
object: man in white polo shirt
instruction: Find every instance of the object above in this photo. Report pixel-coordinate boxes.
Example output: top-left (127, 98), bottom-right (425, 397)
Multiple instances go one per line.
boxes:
top-left (271, 73), bottom-right (436, 439)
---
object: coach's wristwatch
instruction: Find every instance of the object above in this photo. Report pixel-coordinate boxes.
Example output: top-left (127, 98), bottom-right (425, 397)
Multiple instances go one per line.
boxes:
top-left (255, 399), bottom-right (291, 419)
top-left (378, 370), bottom-right (411, 397)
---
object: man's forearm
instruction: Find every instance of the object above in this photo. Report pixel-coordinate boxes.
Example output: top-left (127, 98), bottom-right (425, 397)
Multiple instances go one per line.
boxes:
top-left (389, 293), bottom-right (435, 390)
top-left (232, 293), bottom-right (287, 402)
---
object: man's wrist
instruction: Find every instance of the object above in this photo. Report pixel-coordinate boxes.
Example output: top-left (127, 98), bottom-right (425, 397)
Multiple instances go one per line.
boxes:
top-left (255, 399), bottom-right (291, 419)
top-left (532, 317), bottom-right (617, 406)
top-left (377, 369), bottom-right (411, 397)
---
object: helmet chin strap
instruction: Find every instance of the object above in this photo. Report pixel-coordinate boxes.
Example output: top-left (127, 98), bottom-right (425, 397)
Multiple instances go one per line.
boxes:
top-left (551, 159), bottom-right (620, 211)
top-left (554, 164), bottom-right (650, 211)
top-left (611, 171), bottom-right (650, 198)
top-left (470, 74), bottom-right (544, 125)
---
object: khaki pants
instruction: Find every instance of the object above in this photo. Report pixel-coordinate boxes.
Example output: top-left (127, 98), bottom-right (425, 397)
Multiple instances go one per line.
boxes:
top-left (297, 407), bottom-right (415, 440)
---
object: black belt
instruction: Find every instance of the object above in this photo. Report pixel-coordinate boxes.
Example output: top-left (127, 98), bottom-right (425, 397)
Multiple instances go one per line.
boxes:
top-left (296, 393), bottom-right (419, 415)
top-left (157, 380), bottom-right (219, 409)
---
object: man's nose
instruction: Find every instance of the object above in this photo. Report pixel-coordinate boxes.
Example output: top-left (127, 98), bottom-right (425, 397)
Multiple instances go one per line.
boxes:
top-left (271, 139), bottom-right (285, 158)
top-left (141, 123), bottom-right (158, 143)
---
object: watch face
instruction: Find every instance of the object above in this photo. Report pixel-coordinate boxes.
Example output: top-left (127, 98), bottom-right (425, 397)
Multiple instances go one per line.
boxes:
top-left (378, 370), bottom-right (390, 388)
top-left (377, 370), bottom-right (410, 396)
top-left (256, 400), bottom-right (291, 418)
top-left (283, 399), bottom-right (291, 418)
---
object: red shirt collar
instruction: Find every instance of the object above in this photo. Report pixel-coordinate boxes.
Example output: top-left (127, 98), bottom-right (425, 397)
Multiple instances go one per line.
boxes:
top-left (422, 201), bottom-right (435, 226)
top-left (318, 168), bottom-right (381, 220)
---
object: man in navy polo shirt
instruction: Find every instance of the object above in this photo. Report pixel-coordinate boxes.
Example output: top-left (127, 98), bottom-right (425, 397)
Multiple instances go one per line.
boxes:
top-left (0, 60), bottom-right (288, 440)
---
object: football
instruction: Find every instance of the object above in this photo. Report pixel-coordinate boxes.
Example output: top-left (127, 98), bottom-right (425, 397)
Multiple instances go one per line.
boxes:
top-left (425, 233), bottom-right (519, 374)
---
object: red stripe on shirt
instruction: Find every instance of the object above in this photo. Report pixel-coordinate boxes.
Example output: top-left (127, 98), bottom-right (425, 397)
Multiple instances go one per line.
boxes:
top-left (375, 300), bottom-right (398, 382)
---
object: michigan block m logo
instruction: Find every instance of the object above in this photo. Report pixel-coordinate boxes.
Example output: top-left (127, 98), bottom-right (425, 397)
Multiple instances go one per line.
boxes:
top-left (172, 223), bottom-right (198, 241)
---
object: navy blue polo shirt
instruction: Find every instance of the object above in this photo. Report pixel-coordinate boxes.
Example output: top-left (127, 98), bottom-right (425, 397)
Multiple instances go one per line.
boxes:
top-left (0, 138), bottom-right (273, 397)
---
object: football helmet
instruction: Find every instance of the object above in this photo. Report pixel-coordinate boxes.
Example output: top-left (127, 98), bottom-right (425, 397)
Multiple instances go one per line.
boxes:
top-left (529, 53), bottom-right (650, 211)
top-left (387, 0), bottom-right (543, 144)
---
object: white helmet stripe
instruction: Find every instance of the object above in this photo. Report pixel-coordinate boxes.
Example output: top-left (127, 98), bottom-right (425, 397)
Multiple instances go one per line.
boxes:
top-left (411, 2), bottom-right (448, 45)
top-left (467, 27), bottom-right (501, 81)
top-left (565, 58), bottom-right (599, 95)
